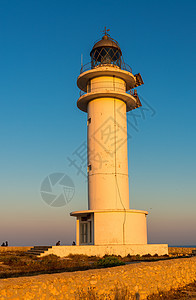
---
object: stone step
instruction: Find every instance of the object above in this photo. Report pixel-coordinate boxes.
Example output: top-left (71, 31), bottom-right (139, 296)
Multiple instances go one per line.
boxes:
top-left (25, 245), bottom-right (53, 256)
top-left (33, 246), bottom-right (52, 250)
top-left (28, 250), bottom-right (45, 253)
top-left (26, 251), bottom-right (43, 256)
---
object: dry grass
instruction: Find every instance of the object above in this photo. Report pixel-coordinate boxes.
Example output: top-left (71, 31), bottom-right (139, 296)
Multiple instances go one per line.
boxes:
top-left (0, 252), bottom-right (127, 278)
top-left (76, 282), bottom-right (196, 300)
top-left (147, 280), bottom-right (196, 299)
top-left (0, 251), bottom-right (99, 278)
top-left (75, 285), bottom-right (136, 300)
top-left (0, 251), bottom-right (186, 279)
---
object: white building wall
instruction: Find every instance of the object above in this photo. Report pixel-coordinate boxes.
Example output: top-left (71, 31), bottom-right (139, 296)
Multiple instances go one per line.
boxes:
top-left (125, 213), bottom-right (147, 244)
top-left (87, 95), bottom-right (129, 210)
top-left (93, 211), bottom-right (147, 245)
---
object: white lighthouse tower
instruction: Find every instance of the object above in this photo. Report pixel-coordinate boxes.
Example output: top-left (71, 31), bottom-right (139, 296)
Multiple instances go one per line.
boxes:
top-left (71, 30), bottom-right (148, 247)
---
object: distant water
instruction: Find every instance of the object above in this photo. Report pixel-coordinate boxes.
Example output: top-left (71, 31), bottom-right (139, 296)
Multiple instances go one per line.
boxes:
top-left (169, 245), bottom-right (196, 248)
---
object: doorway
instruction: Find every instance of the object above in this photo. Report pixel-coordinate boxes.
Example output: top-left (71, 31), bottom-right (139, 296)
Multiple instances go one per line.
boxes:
top-left (80, 219), bottom-right (93, 244)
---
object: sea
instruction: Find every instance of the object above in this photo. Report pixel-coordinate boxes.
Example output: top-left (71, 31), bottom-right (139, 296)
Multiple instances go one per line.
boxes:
top-left (169, 245), bottom-right (196, 248)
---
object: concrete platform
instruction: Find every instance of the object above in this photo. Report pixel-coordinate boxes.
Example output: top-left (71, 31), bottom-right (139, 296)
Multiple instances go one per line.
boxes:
top-left (40, 244), bottom-right (168, 257)
top-left (0, 246), bottom-right (31, 252)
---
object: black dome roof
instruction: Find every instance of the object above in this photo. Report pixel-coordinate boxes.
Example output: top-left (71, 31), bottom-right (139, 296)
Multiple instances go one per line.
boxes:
top-left (90, 35), bottom-right (122, 56)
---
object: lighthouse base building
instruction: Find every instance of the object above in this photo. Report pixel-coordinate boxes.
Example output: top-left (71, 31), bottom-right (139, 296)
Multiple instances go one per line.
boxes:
top-left (71, 210), bottom-right (147, 246)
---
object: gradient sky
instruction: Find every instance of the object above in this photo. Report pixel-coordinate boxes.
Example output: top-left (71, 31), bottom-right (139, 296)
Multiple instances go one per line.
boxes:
top-left (0, 0), bottom-right (195, 246)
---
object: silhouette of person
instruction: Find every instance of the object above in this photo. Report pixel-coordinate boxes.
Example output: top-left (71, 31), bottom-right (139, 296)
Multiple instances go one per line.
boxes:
top-left (1, 242), bottom-right (5, 246)
top-left (72, 241), bottom-right (76, 246)
top-left (5, 241), bottom-right (8, 247)
top-left (56, 241), bottom-right (60, 246)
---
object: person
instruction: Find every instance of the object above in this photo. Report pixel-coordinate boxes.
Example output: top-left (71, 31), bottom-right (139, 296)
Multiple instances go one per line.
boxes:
top-left (56, 241), bottom-right (60, 246)
top-left (1, 242), bottom-right (5, 247)
top-left (5, 241), bottom-right (8, 247)
top-left (72, 241), bottom-right (76, 246)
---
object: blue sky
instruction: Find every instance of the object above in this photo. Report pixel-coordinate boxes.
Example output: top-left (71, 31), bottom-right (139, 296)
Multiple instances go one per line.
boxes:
top-left (0, 0), bottom-right (195, 246)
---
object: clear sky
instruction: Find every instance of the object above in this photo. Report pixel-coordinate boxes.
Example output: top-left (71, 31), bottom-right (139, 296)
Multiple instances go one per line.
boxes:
top-left (0, 0), bottom-right (195, 246)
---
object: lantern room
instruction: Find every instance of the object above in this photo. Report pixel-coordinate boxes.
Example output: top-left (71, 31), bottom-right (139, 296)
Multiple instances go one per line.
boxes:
top-left (90, 33), bottom-right (122, 68)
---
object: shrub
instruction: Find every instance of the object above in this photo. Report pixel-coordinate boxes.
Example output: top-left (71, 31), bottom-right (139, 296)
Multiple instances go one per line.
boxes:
top-left (67, 254), bottom-right (89, 261)
top-left (124, 253), bottom-right (135, 262)
top-left (97, 256), bottom-right (125, 268)
top-left (3, 256), bottom-right (23, 266)
top-left (40, 254), bottom-right (59, 261)
top-left (142, 253), bottom-right (152, 258)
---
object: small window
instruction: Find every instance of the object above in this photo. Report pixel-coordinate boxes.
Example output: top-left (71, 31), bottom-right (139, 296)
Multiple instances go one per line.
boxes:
top-left (87, 164), bottom-right (92, 172)
top-left (87, 118), bottom-right (91, 126)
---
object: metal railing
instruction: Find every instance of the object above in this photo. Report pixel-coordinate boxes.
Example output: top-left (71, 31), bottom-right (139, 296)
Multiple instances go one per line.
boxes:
top-left (79, 88), bottom-right (141, 109)
top-left (79, 84), bottom-right (134, 97)
top-left (80, 62), bottom-right (132, 74)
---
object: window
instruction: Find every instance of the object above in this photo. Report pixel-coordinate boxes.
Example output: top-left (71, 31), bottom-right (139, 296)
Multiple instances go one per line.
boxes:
top-left (87, 164), bottom-right (92, 172)
top-left (81, 223), bottom-right (88, 244)
top-left (87, 118), bottom-right (91, 126)
top-left (89, 220), bottom-right (92, 243)
top-left (80, 219), bottom-right (93, 244)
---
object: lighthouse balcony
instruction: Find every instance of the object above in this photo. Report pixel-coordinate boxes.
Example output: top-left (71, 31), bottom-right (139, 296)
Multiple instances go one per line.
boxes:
top-left (77, 65), bottom-right (143, 94)
top-left (80, 61), bottom-right (132, 74)
top-left (77, 90), bottom-right (141, 112)
top-left (79, 82), bottom-right (141, 98)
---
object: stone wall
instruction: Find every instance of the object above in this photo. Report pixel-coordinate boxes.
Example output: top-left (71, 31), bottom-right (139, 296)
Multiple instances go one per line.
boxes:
top-left (0, 257), bottom-right (195, 299)
top-left (169, 247), bottom-right (196, 255)
top-left (0, 247), bottom-right (31, 253)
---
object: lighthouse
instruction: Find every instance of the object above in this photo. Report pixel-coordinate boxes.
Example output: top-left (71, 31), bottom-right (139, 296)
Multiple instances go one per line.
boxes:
top-left (71, 30), bottom-right (148, 246)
